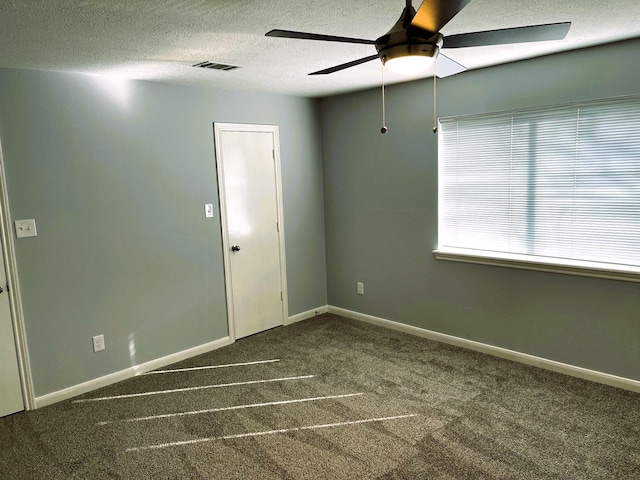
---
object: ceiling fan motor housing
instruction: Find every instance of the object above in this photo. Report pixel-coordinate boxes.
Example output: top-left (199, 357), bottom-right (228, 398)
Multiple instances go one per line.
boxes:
top-left (375, 5), bottom-right (443, 66)
top-left (377, 38), bottom-right (442, 66)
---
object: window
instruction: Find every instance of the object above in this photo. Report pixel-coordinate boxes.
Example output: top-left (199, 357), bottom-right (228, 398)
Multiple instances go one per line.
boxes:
top-left (436, 95), bottom-right (640, 282)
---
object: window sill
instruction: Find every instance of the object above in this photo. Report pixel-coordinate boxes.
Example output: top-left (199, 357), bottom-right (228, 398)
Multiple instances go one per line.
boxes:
top-left (433, 248), bottom-right (640, 283)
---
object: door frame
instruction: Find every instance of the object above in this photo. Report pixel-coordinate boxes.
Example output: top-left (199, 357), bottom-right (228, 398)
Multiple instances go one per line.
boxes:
top-left (0, 139), bottom-right (35, 410)
top-left (213, 123), bottom-right (289, 342)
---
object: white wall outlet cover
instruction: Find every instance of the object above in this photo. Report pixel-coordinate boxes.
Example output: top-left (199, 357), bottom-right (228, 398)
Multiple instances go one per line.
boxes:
top-left (92, 334), bottom-right (105, 352)
top-left (14, 219), bottom-right (38, 238)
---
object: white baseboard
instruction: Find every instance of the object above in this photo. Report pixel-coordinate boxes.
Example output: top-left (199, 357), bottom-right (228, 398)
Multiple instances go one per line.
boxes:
top-left (286, 305), bottom-right (328, 325)
top-left (328, 306), bottom-right (640, 394)
top-left (34, 304), bottom-right (640, 408)
top-left (35, 306), bottom-right (328, 409)
top-left (35, 336), bottom-right (233, 408)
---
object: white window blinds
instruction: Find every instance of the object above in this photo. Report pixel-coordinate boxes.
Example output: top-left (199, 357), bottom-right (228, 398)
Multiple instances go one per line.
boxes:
top-left (438, 95), bottom-right (640, 275)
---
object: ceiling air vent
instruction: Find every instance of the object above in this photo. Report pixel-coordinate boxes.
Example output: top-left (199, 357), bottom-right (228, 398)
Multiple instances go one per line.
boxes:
top-left (193, 61), bottom-right (241, 71)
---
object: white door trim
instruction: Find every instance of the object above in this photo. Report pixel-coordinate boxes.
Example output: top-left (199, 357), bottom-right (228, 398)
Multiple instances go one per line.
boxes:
top-left (0, 138), bottom-right (35, 410)
top-left (213, 123), bottom-right (289, 342)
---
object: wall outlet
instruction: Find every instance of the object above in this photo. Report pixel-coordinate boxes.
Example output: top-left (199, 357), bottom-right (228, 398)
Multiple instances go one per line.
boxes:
top-left (357, 282), bottom-right (364, 295)
top-left (92, 334), bottom-right (105, 352)
top-left (15, 219), bottom-right (38, 238)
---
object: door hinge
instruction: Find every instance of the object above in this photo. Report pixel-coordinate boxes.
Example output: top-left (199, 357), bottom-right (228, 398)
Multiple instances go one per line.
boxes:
top-left (276, 221), bottom-right (279, 232)
top-left (272, 149), bottom-right (275, 160)
top-left (280, 291), bottom-right (283, 301)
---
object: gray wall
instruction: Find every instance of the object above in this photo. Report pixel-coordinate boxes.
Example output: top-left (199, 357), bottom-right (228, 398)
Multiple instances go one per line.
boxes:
top-left (2, 36), bottom-right (639, 399)
top-left (0, 69), bottom-right (327, 397)
top-left (321, 38), bottom-right (640, 381)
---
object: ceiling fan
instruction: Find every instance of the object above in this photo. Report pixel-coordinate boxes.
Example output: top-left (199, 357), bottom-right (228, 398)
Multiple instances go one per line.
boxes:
top-left (265, 0), bottom-right (571, 78)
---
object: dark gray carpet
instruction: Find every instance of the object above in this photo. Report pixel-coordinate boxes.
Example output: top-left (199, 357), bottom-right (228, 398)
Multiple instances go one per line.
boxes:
top-left (1, 313), bottom-right (639, 479)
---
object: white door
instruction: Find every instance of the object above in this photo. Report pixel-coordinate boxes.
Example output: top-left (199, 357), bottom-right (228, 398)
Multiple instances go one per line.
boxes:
top-left (215, 124), bottom-right (287, 340)
top-left (0, 241), bottom-right (23, 417)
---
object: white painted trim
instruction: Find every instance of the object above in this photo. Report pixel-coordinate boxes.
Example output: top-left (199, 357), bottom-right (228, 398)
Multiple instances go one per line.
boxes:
top-left (434, 249), bottom-right (640, 283)
top-left (213, 123), bottom-right (289, 341)
top-left (328, 306), bottom-right (640, 394)
top-left (270, 125), bottom-right (290, 326)
top-left (213, 125), bottom-right (236, 343)
top-left (35, 336), bottom-right (233, 408)
top-left (287, 305), bottom-right (328, 325)
top-left (0, 139), bottom-right (35, 410)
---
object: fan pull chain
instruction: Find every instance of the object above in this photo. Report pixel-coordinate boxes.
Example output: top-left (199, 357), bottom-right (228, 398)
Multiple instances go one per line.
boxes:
top-left (432, 61), bottom-right (438, 134)
top-left (381, 64), bottom-right (388, 134)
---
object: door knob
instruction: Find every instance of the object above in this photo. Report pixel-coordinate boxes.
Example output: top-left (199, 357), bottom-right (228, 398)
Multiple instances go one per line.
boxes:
top-left (231, 245), bottom-right (241, 252)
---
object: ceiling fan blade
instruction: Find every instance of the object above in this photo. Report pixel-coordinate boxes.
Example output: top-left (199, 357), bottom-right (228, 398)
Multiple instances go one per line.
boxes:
top-left (308, 55), bottom-right (380, 75)
top-left (266, 29), bottom-right (376, 45)
top-left (410, 0), bottom-right (473, 33)
top-left (444, 22), bottom-right (571, 48)
top-left (435, 53), bottom-right (467, 78)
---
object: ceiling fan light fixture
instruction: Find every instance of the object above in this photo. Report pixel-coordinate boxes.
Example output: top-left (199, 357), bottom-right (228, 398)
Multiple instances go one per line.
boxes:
top-left (384, 54), bottom-right (434, 75)
top-left (380, 43), bottom-right (440, 75)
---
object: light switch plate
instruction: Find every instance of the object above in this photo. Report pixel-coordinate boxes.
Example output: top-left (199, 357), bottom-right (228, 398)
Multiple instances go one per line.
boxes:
top-left (15, 219), bottom-right (37, 238)
top-left (204, 204), bottom-right (214, 218)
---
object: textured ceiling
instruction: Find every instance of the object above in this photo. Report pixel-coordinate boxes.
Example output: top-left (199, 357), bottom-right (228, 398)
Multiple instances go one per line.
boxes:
top-left (1, 0), bottom-right (639, 97)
